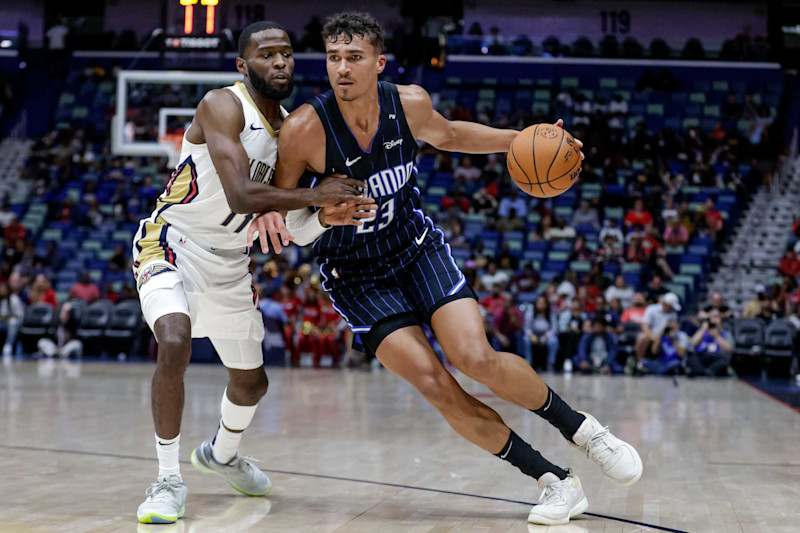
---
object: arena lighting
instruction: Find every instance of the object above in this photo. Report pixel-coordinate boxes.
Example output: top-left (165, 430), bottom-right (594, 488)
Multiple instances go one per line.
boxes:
top-left (180, 0), bottom-right (196, 34)
top-left (202, 0), bottom-right (218, 35)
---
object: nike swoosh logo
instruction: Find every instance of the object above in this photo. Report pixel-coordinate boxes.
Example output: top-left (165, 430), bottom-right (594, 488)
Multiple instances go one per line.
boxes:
top-left (414, 227), bottom-right (429, 245)
top-left (250, 124), bottom-right (265, 131)
top-left (542, 392), bottom-right (553, 411)
top-left (157, 441), bottom-right (172, 446)
top-left (500, 441), bottom-right (513, 459)
top-left (345, 156), bottom-right (362, 167)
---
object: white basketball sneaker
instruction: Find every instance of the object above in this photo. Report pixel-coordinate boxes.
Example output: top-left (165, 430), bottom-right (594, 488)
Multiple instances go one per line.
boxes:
top-left (137, 474), bottom-right (187, 524)
top-left (528, 471), bottom-right (588, 525)
top-left (571, 412), bottom-right (643, 486)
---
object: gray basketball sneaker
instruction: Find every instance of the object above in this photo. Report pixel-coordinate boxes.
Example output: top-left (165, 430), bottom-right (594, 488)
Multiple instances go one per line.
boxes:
top-left (190, 440), bottom-right (272, 496)
top-left (137, 474), bottom-right (187, 524)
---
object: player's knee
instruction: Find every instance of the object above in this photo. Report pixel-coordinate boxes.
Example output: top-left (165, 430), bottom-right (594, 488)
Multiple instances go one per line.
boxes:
top-left (414, 373), bottom-right (457, 410)
top-left (459, 345), bottom-right (500, 381)
top-left (157, 330), bottom-right (191, 373)
top-left (232, 369), bottom-right (269, 402)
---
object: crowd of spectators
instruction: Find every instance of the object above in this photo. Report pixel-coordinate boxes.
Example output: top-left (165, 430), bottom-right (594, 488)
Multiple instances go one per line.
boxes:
top-left (1, 56), bottom-right (792, 375)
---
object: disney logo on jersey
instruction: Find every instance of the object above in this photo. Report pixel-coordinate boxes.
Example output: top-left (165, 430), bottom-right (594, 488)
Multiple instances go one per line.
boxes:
top-left (249, 158), bottom-right (275, 184)
top-left (383, 138), bottom-right (403, 150)
top-left (363, 161), bottom-right (416, 198)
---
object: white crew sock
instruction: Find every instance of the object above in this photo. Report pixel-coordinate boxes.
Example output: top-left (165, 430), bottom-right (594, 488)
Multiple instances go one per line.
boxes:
top-left (211, 388), bottom-right (258, 464)
top-left (155, 434), bottom-right (181, 479)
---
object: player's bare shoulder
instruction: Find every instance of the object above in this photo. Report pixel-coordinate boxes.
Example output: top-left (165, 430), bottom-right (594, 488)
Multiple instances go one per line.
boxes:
top-left (189, 88), bottom-right (244, 142)
top-left (396, 84), bottom-right (435, 137)
top-left (278, 103), bottom-right (326, 172)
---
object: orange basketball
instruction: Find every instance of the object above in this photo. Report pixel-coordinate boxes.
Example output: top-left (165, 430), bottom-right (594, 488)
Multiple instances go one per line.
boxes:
top-left (507, 124), bottom-right (582, 198)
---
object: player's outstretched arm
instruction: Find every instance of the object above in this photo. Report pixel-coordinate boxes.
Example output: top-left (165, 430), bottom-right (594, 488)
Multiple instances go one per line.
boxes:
top-left (399, 85), bottom-right (584, 159)
top-left (400, 84), bottom-right (518, 154)
top-left (196, 91), bottom-right (364, 213)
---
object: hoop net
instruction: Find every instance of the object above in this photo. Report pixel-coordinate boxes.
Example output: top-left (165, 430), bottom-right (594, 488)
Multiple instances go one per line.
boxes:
top-left (158, 133), bottom-right (183, 168)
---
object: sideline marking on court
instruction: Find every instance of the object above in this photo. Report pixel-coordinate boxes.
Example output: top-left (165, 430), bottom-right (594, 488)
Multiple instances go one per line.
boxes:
top-left (0, 443), bottom-right (687, 533)
top-left (739, 379), bottom-right (800, 416)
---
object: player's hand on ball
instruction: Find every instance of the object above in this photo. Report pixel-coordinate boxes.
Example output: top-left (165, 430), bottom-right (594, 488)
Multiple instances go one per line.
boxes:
top-left (313, 174), bottom-right (368, 207)
top-left (321, 197), bottom-right (378, 227)
top-left (553, 118), bottom-right (585, 161)
top-left (247, 211), bottom-right (295, 255)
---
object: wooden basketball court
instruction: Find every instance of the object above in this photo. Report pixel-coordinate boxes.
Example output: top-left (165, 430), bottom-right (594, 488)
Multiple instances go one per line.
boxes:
top-left (1, 359), bottom-right (797, 532)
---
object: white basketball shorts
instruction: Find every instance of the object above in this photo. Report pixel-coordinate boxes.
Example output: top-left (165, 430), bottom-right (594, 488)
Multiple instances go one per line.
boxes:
top-left (131, 218), bottom-right (264, 370)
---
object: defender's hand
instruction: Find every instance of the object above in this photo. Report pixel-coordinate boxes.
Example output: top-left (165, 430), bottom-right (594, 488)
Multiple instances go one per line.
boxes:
top-left (554, 118), bottom-right (585, 161)
top-left (247, 211), bottom-right (295, 254)
top-left (312, 174), bottom-right (367, 207)
top-left (320, 197), bottom-right (378, 227)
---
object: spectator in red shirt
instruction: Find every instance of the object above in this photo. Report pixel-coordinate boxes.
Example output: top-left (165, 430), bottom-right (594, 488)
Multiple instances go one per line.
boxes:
top-left (492, 299), bottom-right (524, 353)
top-left (68, 271), bottom-right (100, 303)
top-left (480, 284), bottom-right (508, 318)
top-left (703, 198), bottom-right (724, 239)
top-left (30, 274), bottom-right (58, 308)
top-left (621, 292), bottom-right (648, 324)
top-left (3, 216), bottom-right (26, 242)
top-left (624, 199), bottom-right (653, 229)
top-left (779, 247), bottom-right (800, 278)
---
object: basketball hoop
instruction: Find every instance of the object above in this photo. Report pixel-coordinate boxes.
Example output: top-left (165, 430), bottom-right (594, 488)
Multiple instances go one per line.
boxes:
top-left (158, 133), bottom-right (183, 168)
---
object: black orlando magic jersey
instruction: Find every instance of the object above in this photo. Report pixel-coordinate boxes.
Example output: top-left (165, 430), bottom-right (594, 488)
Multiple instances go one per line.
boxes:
top-left (309, 81), bottom-right (426, 267)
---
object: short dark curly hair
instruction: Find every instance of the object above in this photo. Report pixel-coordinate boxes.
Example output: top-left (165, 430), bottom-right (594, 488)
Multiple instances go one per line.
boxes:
top-left (321, 11), bottom-right (385, 54)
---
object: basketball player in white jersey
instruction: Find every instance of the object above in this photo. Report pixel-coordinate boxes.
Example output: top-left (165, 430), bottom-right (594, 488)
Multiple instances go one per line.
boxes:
top-left (132, 22), bottom-right (374, 524)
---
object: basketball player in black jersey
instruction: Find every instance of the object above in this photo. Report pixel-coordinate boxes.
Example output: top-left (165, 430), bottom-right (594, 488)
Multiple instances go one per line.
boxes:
top-left (250, 12), bottom-right (642, 525)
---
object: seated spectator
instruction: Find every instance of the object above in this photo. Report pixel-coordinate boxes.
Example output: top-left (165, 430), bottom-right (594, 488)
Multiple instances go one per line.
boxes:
top-left (626, 234), bottom-right (649, 264)
top-left (663, 216), bottom-right (689, 246)
top-left (605, 275), bottom-right (634, 310)
top-left (480, 261), bottom-right (510, 291)
top-left (755, 302), bottom-right (777, 327)
top-left (569, 234), bottom-right (594, 262)
top-left (686, 309), bottom-right (733, 377)
top-left (36, 302), bottom-right (82, 359)
top-left (30, 274), bottom-right (58, 307)
top-left (471, 187), bottom-right (498, 216)
top-left (778, 247), bottom-right (800, 278)
top-left (599, 218), bottom-right (624, 248)
top-left (511, 263), bottom-right (539, 295)
top-left (549, 218), bottom-right (576, 241)
top-left (69, 271), bottom-right (100, 303)
top-left (598, 234), bottom-right (624, 264)
top-left (498, 190), bottom-right (528, 218)
top-left (108, 245), bottom-right (129, 272)
top-left (556, 271), bottom-right (578, 304)
top-left (661, 196), bottom-right (678, 222)
top-left (703, 292), bottom-right (733, 321)
top-left (645, 275), bottom-right (668, 303)
top-left (492, 299), bottom-right (524, 354)
top-left (522, 295), bottom-right (559, 369)
top-left (635, 292), bottom-right (680, 365)
top-left (621, 292), bottom-right (648, 324)
top-left (3, 216), bottom-right (26, 242)
top-left (642, 318), bottom-right (688, 375)
top-left (454, 155), bottom-right (482, 182)
top-left (742, 284), bottom-right (771, 318)
top-left (0, 281), bottom-right (24, 357)
top-left (571, 200), bottom-right (599, 229)
top-left (575, 318), bottom-right (622, 374)
top-left (0, 201), bottom-right (14, 227)
top-left (558, 298), bottom-right (587, 367)
top-left (703, 198), bottom-right (724, 240)
top-left (496, 208), bottom-right (525, 233)
top-left (591, 295), bottom-right (621, 332)
top-left (480, 283), bottom-right (508, 317)
top-left (624, 199), bottom-right (653, 229)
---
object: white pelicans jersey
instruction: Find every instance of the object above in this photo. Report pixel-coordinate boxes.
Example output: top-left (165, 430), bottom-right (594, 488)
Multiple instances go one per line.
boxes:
top-left (141, 82), bottom-right (286, 251)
